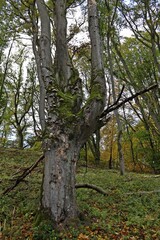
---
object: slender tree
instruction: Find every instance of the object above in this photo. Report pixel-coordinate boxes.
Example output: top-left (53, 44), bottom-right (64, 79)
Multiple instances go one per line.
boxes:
top-left (2, 47), bottom-right (36, 148)
top-left (113, 34), bottom-right (160, 172)
top-left (101, 0), bottom-right (125, 174)
top-left (0, 0), bottom-right (16, 125)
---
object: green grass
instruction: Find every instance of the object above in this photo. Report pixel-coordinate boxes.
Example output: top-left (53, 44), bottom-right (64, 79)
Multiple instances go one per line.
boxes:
top-left (0, 148), bottom-right (160, 239)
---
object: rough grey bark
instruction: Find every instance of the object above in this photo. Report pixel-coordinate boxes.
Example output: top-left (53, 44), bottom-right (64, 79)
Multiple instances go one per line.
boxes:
top-left (33, 0), bottom-right (106, 225)
top-left (35, 0), bottom-right (78, 223)
top-left (42, 137), bottom-right (80, 223)
top-left (17, 128), bottom-right (24, 149)
top-left (79, 0), bottom-right (106, 144)
top-left (54, 0), bottom-right (72, 87)
top-left (32, 24), bottom-right (46, 131)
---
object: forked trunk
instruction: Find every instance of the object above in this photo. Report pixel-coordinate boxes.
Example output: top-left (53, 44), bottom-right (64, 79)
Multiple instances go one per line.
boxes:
top-left (41, 136), bottom-right (80, 224)
top-left (33, 0), bottom-right (106, 226)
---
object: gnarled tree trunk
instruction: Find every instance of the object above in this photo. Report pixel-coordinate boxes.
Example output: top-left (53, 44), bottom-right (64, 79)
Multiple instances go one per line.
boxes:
top-left (42, 133), bottom-right (80, 223)
top-left (33, 0), bottom-right (106, 225)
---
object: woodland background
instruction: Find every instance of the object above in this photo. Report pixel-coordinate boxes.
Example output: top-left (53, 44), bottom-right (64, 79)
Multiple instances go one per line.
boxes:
top-left (0, 0), bottom-right (160, 174)
top-left (0, 0), bottom-right (160, 238)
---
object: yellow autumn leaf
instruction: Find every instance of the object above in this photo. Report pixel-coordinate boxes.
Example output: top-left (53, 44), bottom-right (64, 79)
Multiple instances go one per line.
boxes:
top-left (78, 233), bottom-right (90, 240)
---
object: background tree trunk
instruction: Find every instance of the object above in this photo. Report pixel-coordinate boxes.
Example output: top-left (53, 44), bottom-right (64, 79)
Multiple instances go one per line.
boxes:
top-left (107, 35), bottom-right (125, 175)
top-left (17, 129), bottom-right (24, 149)
top-left (88, 130), bottom-right (101, 164)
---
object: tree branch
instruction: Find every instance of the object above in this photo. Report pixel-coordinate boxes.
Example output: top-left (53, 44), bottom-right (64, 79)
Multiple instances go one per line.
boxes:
top-left (2, 160), bottom-right (109, 197)
top-left (75, 183), bottom-right (108, 195)
top-left (107, 84), bottom-right (125, 110)
top-left (2, 155), bottom-right (44, 195)
top-left (125, 189), bottom-right (160, 195)
top-left (100, 84), bottom-right (158, 118)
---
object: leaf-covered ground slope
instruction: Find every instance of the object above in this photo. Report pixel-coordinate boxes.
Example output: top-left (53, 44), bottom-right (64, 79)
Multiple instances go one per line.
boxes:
top-left (0, 148), bottom-right (160, 239)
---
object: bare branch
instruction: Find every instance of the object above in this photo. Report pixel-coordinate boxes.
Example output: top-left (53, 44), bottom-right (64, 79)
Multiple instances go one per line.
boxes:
top-left (125, 189), bottom-right (160, 195)
top-left (2, 155), bottom-right (44, 195)
top-left (75, 183), bottom-right (108, 195)
top-left (100, 84), bottom-right (158, 118)
top-left (108, 85), bottom-right (125, 110)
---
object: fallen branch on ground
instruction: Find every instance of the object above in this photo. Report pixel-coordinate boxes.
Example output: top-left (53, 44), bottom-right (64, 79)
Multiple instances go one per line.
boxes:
top-left (2, 154), bottom-right (109, 197)
top-left (75, 183), bottom-right (108, 195)
top-left (2, 155), bottom-right (44, 195)
top-left (142, 175), bottom-right (160, 178)
top-left (12, 167), bottom-right (30, 177)
top-left (125, 189), bottom-right (160, 195)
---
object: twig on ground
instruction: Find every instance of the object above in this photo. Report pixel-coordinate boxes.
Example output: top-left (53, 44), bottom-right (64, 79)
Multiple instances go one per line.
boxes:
top-left (125, 189), bottom-right (160, 195)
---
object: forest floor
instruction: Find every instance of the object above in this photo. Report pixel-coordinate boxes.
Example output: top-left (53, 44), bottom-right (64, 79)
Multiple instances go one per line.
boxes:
top-left (0, 148), bottom-right (160, 239)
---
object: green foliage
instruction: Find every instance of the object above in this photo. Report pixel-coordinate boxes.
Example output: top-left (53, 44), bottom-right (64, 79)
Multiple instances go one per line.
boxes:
top-left (79, 146), bottom-right (95, 167)
top-left (119, 36), bottom-right (157, 88)
top-left (31, 141), bottom-right (42, 150)
top-left (0, 149), bottom-right (160, 239)
top-left (125, 123), bottom-right (160, 172)
top-left (33, 220), bottom-right (55, 240)
top-left (0, 47), bottom-right (38, 148)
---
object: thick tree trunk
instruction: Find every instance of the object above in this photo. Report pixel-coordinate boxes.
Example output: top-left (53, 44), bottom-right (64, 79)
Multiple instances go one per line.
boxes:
top-left (33, 0), bottom-right (106, 226)
top-left (41, 137), bottom-right (80, 223)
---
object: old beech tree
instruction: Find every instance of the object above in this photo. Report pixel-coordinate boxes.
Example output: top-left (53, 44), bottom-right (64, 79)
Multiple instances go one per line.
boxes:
top-left (32, 0), bottom-right (106, 224)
